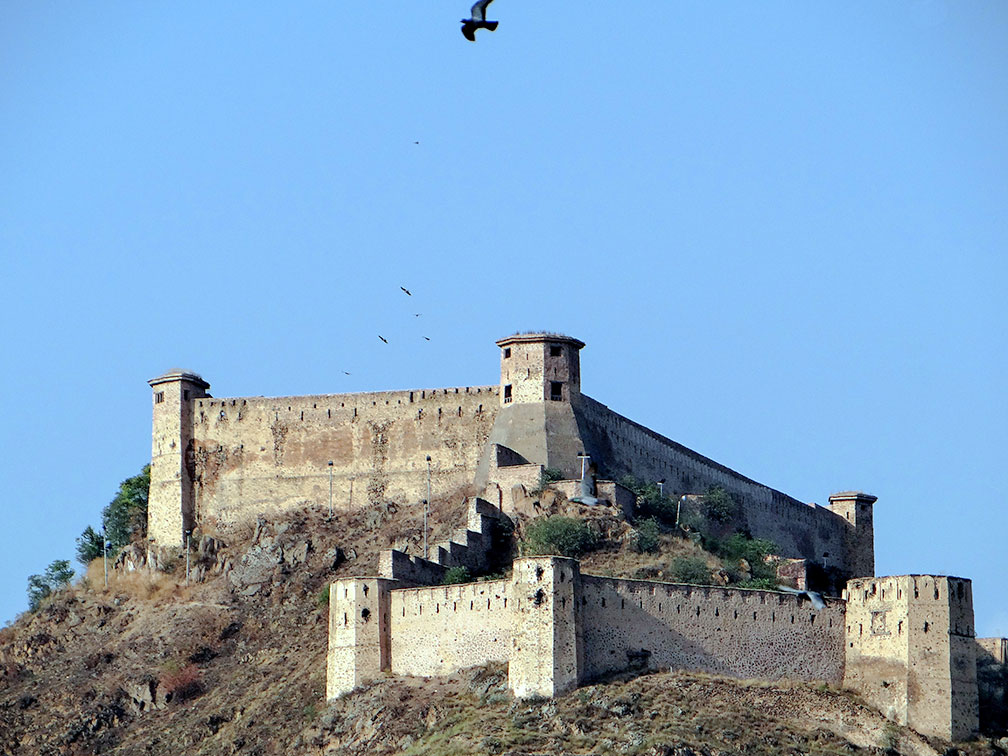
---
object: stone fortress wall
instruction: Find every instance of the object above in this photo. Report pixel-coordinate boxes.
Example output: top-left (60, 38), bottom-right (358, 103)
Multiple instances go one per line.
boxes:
top-left (329, 556), bottom-right (1000, 741)
top-left (328, 556), bottom-right (847, 701)
top-left (147, 332), bottom-right (1004, 741)
top-left (148, 331), bottom-right (871, 582)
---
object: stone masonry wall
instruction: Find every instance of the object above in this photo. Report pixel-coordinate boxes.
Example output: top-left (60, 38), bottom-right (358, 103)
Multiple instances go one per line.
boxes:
top-left (576, 395), bottom-right (857, 572)
top-left (388, 579), bottom-right (511, 678)
top-left (190, 386), bottom-right (498, 530)
top-left (578, 575), bottom-right (846, 684)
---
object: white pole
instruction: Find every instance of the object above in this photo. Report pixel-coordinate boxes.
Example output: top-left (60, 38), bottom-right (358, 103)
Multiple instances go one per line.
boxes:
top-left (425, 456), bottom-right (432, 560)
top-left (676, 495), bottom-right (686, 529)
top-left (328, 461), bottom-right (334, 519)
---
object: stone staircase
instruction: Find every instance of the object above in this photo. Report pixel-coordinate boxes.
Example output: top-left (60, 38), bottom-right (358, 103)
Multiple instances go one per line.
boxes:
top-left (377, 498), bottom-right (511, 586)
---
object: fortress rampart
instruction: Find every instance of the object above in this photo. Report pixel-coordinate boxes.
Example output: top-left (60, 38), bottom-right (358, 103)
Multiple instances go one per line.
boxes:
top-left (148, 333), bottom-right (871, 582)
top-left (328, 558), bottom-right (990, 741)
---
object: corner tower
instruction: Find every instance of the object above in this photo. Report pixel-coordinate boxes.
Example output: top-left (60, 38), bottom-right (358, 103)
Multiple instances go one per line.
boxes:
top-left (148, 370), bottom-right (210, 548)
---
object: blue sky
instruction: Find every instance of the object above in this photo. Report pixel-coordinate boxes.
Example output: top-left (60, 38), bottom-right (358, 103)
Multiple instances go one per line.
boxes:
top-left (1, 2), bottom-right (1005, 635)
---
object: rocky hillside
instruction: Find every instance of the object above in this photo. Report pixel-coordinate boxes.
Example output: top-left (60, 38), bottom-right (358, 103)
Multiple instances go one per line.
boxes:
top-left (1, 492), bottom-right (1005, 756)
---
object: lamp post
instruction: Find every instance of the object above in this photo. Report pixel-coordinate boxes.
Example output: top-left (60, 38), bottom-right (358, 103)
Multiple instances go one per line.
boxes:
top-left (658, 479), bottom-right (666, 498)
top-left (184, 529), bottom-right (192, 586)
top-left (327, 461), bottom-right (334, 520)
top-left (577, 452), bottom-right (590, 480)
top-left (676, 495), bottom-right (687, 530)
top-left (102, 530), bottom-right (109, 588)
top-left (425, 456), bottom-right (432, 560)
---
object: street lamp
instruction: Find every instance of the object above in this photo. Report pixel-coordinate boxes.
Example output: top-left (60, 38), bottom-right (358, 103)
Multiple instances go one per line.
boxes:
top-left (576, 452), bottom-right (590, 480)
top-left (184, 528), bottom-right (192, 586)
top-left (102, 530), bottom-right (110, 588)
top-left (658, 479), bottom-right (666, 498)
top-left (675, 495), bottom-right (687, 530)
top-left (425, 456), bottom-right (432, 560)
top-left (327, 461), bottom-right (334, 520)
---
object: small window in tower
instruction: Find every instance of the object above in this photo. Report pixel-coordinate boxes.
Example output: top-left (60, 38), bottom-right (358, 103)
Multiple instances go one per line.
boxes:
top-left (549, 345), bottom-right (562, 357)
top-left (503, 347), bottom-right (511, 358)
top-left (503, 384), bottom-right (512, 403)
top-left (550, 381), bottom-right (563, 401)
top-left (154, 391), bottom-right (165, 404)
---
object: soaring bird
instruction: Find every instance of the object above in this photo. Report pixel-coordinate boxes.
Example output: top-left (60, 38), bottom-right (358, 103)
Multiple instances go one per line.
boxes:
top-left (400, 286), bottom-right (411, 296)
top-left (378, 335), bottom-right (388, 344)
top-left (776, 585), bottom-right (826, 610)
top-left (461, 0), bottom-right (498, 41)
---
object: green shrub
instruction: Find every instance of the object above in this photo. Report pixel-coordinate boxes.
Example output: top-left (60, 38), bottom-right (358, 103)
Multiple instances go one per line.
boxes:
top-left (442, 566), bottom-right (472, 584)
top-left (634, 518), bottom-right (661, 554)
top-left (523, 516), bottom-right (598, 558)
top-left (705, 531), bottom-right (779, 585)
top-left (315, 587), bottom-right (330, 606)
top-left (26, 559), bottom-right (74, 611)
top-left (668, 556), bottom-right (712, 585)
top-left (703, 486), bottom-right (737, 523)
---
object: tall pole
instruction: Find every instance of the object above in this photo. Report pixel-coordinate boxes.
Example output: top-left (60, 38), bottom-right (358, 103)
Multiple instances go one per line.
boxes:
top-left (658, 479), bottom-right (665, 498)
top-left (676, 495), bottom-right (686, 530)
top-left (327, 461), bottom-right (334, 519)
top-left (425, 455), bottom-right (432, 560)
top-left (577, 452), bottom-right (589, 480)
top-left (102, 531), bottom-right (108, 588)
top-left (185, 529), bottom-right (191, 586)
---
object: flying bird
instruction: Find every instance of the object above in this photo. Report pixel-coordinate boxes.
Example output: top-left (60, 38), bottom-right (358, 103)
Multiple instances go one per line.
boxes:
top-left (776, 585), bottom-right (826, 610)
top-left (424, 337), bottom-right (431, 341)
top-left (378, 335), bottom-right (388, 344)
top-left (343, 371), bottom-right (351, 375)
top-left (401, 286), bottom-right (411, 296)
top-left (414, 313), bottom-right (421, 317)
top-left (461, 0), bottom-right (498, 42)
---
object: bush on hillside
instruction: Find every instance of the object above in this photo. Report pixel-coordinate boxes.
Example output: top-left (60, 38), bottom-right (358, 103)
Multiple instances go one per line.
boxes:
top-left (26, 559), bottom-right (74, 611)
top-left (442, 566), bottom-right (472, 585)
top-left (522, 517), bottom-right (598, 558)
top-left (668, 556), bottom-right (712, 585)
top-left (633, 518), bottom-right (662, 554)
top-left (75, 464), bottom-right (150, 566)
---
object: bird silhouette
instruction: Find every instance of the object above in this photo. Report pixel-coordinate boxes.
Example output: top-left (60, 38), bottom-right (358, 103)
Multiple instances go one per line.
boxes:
top-left (401, 286), bottom-right (411, 296)
top-left (424, 337), bottom-right (431, 341)
top-left (776, 585), bottom-right (826, 610)
top-left (343, 371), bottom-right (351, 375)
top-left (378, 335), bottom-right (388, 344)
top-left (461, 0), bottom-right (498, 41)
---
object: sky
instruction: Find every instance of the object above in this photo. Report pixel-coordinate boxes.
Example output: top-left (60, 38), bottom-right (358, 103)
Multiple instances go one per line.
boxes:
top-left (0, 2), bottom-right (1005, 635)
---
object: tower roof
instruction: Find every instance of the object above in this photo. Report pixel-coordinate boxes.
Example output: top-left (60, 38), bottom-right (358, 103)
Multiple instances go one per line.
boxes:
top-left (496, 332), bottom-right (585, 349)
top-left (148, 369), bottom-right (210, 389)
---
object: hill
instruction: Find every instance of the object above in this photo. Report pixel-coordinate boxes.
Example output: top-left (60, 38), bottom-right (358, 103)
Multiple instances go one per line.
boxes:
top-left (1, 496), bottom-right (1005, 756)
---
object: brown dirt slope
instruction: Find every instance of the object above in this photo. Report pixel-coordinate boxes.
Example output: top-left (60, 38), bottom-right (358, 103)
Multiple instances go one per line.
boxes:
top-left (0, 500), bottom-right (1004, 756)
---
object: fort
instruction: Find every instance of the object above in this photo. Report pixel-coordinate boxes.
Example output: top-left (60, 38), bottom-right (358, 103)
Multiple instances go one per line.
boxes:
top-left (147, 332), bottom-right (1005, 742)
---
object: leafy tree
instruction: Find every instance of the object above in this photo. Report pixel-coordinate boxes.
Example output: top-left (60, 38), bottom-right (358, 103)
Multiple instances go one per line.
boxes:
top-left (27, 559), bottom-right (74, 611)
top-left (442, 566), bottom-right (472, 585)
top-left (103, 465), bottom-right (150, 550)
top-left (634, 518), bottom-right (662, 554)
top-left (523, 516), bottom-right (598, 558)
top-left (75, 525), bottom-right (105, 566)
top-left (76, 464), bottom-right (150, 565)
top-left (703, 485), bottom-right (737, 523)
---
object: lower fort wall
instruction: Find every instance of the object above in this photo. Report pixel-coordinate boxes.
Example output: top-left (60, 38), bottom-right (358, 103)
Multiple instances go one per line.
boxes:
top-left (577, 574), bottom-right (846, 684)
top-left (389, 579), bottom-right (511, 678)
top-left (189, 387), bottom-right (498, 530)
